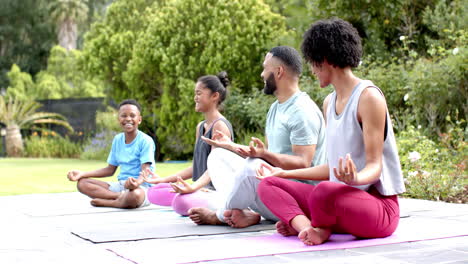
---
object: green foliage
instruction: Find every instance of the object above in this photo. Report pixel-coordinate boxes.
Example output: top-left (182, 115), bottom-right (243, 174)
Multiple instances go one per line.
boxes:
top-left (80, 106), bottom-right (120, 160)
top-left (0, 0), bottom-right (56, 89)
top-left (0, 96), bottom-right (73, 131)
top-left (25, 132), bottom-right (82, 158)
top-left (81, 0), bottom-right (159, 99)
top-left (5, 46), bottom-right (105, 100)
top-left (306, 0), bottom-right (438, 60)
top-left (224, 87), bottom-right (274, 145)
top-left (48, 0), bottom-right (89, 50)
top-left (117, 0), bottom-right (286, 158)
top-left (35, 46), bottom-right (105, 99)
top-left (423, 0), bottom-right (467, 50)
top-left (5, 65), bottom-right (36, 100)
top-left (398, 126), bottom-right (467, 202)
top-left (406, 47), bottom-right (467, 135)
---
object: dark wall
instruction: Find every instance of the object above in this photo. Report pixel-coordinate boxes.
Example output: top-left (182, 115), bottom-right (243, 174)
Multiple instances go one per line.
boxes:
top-left (37, 97), bottom-right (105, 141)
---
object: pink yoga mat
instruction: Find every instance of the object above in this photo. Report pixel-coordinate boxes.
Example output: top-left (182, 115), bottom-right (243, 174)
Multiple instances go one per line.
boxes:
top-left (106, 217), bottom-right (468, 264)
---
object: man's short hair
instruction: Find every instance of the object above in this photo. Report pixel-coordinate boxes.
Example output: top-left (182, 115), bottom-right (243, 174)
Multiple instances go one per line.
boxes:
top-left (269, 46), bottom-right (303, 76)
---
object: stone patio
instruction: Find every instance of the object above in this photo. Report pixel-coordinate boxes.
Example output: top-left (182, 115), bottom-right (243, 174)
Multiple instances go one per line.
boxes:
top-left (1, 192), bottom-right (467, 264)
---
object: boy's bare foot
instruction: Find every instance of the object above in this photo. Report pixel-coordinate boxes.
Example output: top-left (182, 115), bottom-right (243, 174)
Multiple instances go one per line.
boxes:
top-left (276, 221), bottom-right (298, 236)
top-left (188, 207), bottom-right (224, 225)
top-left (298, 226), bottom-right (331, 246)
top-left (224, 209), bottom-right (260, 228)
top-left (90, 191), bottom-right (129, 208)
top-left (90, 198), bottom-right (115, 207)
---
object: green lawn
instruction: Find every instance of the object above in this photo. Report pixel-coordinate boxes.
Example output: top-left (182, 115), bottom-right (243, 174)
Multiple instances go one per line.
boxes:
top-left (0, 158), bottom-right (190, 196)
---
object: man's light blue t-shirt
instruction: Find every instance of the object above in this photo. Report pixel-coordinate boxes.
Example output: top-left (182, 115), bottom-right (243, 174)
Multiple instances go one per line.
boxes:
top-left (265, 91), bottom-right (326, 167)
top-left (107, 130), bottom-right (156, 187)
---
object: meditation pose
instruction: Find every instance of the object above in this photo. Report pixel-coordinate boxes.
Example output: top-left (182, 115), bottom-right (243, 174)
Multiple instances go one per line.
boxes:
top-left (67, 99), bottom-right (156, 209)
top-left (142, 72), bottom-right (234, 215)
top-left (189, 46), bottom-right (327, 228)
top-left (256, 18), bottom-right (406, 246)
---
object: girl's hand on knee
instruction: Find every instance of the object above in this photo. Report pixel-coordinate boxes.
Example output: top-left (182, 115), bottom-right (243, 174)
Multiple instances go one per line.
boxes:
top-left (256, 163), bottom-right (285, 180)
top-left (170, 176), bottom-right (196, 194)
top-left (201, 130), bottom-right (232, 149)
top-left (333, 153), bottom-right (358, 185)
top-left (140, 168), bottom-right (162, 184)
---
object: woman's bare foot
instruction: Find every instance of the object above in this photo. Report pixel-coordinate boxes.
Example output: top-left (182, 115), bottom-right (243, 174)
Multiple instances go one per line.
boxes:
top-left (276, 221), bottom-right (298, 236)
top-left (224, 209), bottom-right (261, 228)
top-left (298, 226), bottom-right (331, 246)
top-left (188, 207), bottom-right (224, 225)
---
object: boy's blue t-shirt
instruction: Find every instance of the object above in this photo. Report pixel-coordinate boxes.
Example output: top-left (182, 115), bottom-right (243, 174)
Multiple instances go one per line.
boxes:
top-left (107, 130), bottom-right (156, 187)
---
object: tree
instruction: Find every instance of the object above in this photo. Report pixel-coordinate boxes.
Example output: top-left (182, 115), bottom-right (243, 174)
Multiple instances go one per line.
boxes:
top-left (0, 0), bottom-right (56, 89)
top-left (5, 47), bottom-right (105, 100)
top-left (122, 0), bottom-right (286, 158)
top-left (35, 46), bottom-right (106, 99)
top-left (49, 0), bottom-right (89, 51)
top-left (81, 0), bottom-right (160, 100)
top-left (0, 96), bottom-right (73, 157)
top-left (82, 0), bottom-right (287, 158)
top-left (305, 0), bottom-right (438, 59)
top-left (5, 65), bottom-right (36, 101)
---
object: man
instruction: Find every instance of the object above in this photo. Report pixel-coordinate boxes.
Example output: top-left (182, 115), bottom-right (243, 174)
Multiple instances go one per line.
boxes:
top-left (188, 46), bottom-right (327, 227)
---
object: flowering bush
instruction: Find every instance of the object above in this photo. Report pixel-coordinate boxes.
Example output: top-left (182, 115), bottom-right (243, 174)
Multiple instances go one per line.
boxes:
top-left (80, 130), bottom-right (118, 161)
top-left (80, 107), bottom-right (120, 160)
top-left (397, 126), bottom-right (467, 202)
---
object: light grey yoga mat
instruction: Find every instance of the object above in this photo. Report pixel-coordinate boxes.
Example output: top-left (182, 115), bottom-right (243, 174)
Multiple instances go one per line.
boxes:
top-left (71, 212), bottom-right (275, 243)
top-left (12, 192), bottom-right (165, 217)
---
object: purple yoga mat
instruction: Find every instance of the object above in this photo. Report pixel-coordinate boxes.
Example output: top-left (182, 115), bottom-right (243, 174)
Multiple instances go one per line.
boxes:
top-left (106, 217), bottom-right (468, 264)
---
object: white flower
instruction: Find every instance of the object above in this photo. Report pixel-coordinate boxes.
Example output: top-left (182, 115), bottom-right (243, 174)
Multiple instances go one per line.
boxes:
top-left (399, 36), bottom-right (406, 41)
top-left (409, 151), bottom-right (421, 163)
top-left (408, 171), bottom-right (418, 177)
top-left (452, 47), bottom-right (459, 55)
top-left (404, 93), bottom-right (409, 101)
top-left (417, 125), bottom-right (422, 129)
top-left (422, 170), bottom-right (430, 177)
top-left (435, 149), bottom-right (439, 153)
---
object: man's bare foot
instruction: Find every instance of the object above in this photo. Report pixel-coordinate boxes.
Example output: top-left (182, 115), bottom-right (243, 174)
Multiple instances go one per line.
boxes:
top-left (298, 226), bottom-right (331, 246)
top-left (224, 209), bottom-right (260, 228)
top-left (188, 207), bottom-right (224, 225)
top-left (276, 221), bottom-right (298, 236)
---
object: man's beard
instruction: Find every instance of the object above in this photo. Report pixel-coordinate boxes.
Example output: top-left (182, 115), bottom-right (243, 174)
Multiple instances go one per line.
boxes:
top-left (263, 73), bottom-right (277, 95)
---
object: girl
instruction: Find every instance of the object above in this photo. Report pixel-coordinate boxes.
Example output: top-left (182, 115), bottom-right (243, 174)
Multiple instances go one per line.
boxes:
top-left (143, 72), bottom-right (234, 215)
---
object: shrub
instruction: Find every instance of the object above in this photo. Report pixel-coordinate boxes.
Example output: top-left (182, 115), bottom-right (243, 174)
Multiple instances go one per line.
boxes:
top-left (24, 132), bottom-right (82, 158)
top-left (122, 0), bottom-right (287, 158)
top-left (397, 126), bottom-right (466, 202)
top-left (80, 130), bottom-right (118, 161)
top-left (80, 107), bottom-right (121, 160)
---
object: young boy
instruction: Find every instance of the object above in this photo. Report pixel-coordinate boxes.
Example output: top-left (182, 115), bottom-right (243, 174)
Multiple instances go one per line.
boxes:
top-left (67, 99), bottom-right (156, 208)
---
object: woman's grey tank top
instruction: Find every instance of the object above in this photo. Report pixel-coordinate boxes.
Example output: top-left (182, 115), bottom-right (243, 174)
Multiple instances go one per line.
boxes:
top-left (326, 80), bottom-right (405, 195)
top-left (192, 118), bottom-right (234, 190)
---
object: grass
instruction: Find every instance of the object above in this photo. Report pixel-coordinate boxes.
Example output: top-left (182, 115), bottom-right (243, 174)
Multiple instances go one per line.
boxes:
top-left (0, 158), bottom-right (190, 196)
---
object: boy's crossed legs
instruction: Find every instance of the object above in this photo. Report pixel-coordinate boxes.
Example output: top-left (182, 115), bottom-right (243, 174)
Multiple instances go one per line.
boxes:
top-left (77, 178), bottom-right (147, 209)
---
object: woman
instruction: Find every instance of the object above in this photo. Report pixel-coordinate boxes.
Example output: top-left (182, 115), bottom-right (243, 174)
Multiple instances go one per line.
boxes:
top-left (143, 71), bottom-right (234, 215)
top-left (256, 18), bottom-right (405, 246)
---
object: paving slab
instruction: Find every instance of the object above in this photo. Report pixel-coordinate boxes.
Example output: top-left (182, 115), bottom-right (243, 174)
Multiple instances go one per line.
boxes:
top-left (1, 192), bottom-right (467, 264)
